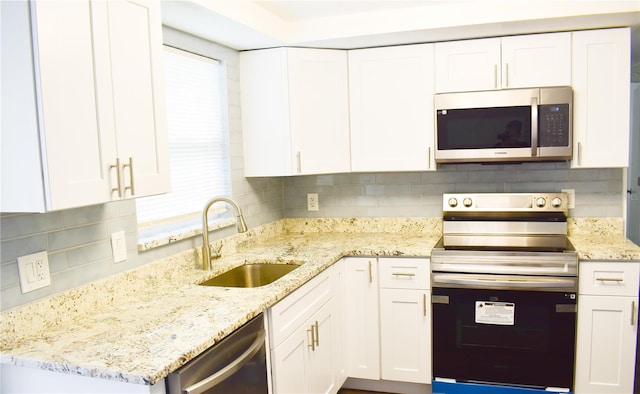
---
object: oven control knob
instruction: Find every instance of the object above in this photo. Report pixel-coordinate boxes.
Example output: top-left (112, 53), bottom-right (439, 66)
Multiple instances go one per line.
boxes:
top-left (535, 197), bottom-right (547, 208)
top-left (448, 198), bottom-right (458, 208)
top-left (463, 198), bottom-right (473, 207)
top-left (551, 197), bottom-right (563, 208)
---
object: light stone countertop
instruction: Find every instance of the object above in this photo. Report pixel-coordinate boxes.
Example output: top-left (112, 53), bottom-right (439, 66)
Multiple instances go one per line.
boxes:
top-left (1, 217), bottom-right (638, 387)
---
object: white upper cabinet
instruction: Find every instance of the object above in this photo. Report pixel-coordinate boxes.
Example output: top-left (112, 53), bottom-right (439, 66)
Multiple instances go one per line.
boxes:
top-left (1, 0), bottom-right (169, 212)
top-left (349, 44), bottom-right (436, 172)
top-left (435, 32), bottom-right (571, 93)
top-left (240, 48), bottom-right (351, 177)
top-left (571, 28), bottom-right (630, 168)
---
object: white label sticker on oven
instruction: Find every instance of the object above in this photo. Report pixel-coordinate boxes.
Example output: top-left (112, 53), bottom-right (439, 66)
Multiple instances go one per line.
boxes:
top-left (475, 301), bottom-right (515, 325)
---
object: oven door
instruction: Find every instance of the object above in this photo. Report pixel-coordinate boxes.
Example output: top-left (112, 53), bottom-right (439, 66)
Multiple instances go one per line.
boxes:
top-left (432, 275), bottom-right (576, 391)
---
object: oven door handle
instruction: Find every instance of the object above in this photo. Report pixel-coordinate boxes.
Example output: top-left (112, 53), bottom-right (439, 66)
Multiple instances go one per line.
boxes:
top-left (432, 274), bottom-right (576, 291)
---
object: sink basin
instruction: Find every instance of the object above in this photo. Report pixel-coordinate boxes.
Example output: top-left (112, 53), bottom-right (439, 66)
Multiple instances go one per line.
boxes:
top-left (199, 263), bottom-right (300, 288)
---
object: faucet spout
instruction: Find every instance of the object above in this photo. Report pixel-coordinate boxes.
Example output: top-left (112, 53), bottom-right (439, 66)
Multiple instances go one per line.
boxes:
top-left (202, 196), bottom-right (248, 270)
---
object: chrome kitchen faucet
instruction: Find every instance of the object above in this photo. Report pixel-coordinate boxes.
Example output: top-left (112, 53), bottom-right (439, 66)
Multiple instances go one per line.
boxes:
top-left (202, 196), bottom-right (248, 270)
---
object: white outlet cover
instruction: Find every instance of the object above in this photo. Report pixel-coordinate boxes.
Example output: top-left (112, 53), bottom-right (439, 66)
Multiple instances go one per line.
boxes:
top-left (17, 251), bottom-right (51, 293)
top-left (307, 193), bottom-right (319, 211)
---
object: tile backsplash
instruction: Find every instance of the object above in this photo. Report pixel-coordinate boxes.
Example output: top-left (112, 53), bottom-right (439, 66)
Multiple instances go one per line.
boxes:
top-left (283, 163), bottom-right (624, 219)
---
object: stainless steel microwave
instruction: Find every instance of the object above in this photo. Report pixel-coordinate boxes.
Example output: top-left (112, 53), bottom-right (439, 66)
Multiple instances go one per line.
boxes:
top-left (434, 87), bottom-right (572, 164)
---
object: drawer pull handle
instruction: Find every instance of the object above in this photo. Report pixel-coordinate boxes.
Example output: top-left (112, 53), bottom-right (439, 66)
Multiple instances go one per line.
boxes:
top-left (392, 272), bottom-right (416, 277)
top-left (632, 301), bottom-right (636, 327)
top-left (368, 261), bottom-right (373, 284)
top-left (596, 278), bottom-right (624, 283)
top-left (314, 321), bottom-right (319, 347)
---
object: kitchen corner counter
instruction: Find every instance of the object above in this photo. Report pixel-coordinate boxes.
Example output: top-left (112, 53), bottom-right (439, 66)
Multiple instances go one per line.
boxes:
top-left (569, 234), bottom-right (640, 260)
top-left (568, 217), bottom-right (640, 261)
top-left (0, 218), bottom-right (441, 387)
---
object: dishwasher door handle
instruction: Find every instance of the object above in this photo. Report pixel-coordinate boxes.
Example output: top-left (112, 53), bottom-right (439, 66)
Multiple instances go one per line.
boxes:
top-left (184, 329), bottom-right (266, 394)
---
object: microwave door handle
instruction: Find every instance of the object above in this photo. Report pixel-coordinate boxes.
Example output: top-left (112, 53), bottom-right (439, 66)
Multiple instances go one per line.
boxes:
top-left (531, 96), bottom-right (538, 157)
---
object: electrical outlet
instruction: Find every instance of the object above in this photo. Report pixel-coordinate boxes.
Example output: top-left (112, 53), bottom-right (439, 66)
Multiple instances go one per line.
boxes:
top-left (561, 189), bottom-right (576, 209)
top-left (111, 231), bottom-right (127, 263)
top-left (17, 251), bottom-right (51, 293)
top-left (307, 193), bottom-right (319, 211)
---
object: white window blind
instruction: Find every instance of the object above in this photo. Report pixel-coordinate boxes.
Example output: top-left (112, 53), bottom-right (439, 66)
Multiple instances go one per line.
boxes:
top-left (136, 46), bottom-right (231, 231)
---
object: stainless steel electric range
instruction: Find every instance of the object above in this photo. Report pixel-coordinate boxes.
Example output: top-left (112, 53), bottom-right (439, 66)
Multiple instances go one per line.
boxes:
top-left (431, 193), bottom-right (578, 394)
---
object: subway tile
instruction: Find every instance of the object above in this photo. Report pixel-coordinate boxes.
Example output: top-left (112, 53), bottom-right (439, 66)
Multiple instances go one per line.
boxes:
top-left (48, 223), bottom-right (107, 252)
top-left (0, 212), bottom-right (62, 240)
top-left (0, 235), bottom-right (48, 264)
top-left (67, 241), bottom-right (112, 268)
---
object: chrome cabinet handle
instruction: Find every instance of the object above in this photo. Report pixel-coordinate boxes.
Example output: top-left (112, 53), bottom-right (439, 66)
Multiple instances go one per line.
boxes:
top-left (122, 157), bottom-right (135, 196)
top-left (296, 152), bottom-right (301, 174)
top-left (494, 64), bottom-right (498, 89)
top-left (427, 147), bottom-right (431, 169)
top-left (110, 158), bottom-right (122, 198)
top-left (632, 301), bottom-right (636, 326)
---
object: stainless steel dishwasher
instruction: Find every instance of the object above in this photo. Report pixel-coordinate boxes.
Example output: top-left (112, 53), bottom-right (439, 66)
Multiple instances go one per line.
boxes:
top-left (166, 313), bottom-right (268, 394)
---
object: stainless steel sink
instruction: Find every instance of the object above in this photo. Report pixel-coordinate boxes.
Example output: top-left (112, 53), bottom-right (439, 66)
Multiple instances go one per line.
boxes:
top-left (199, 263), bottom-right (300, 288)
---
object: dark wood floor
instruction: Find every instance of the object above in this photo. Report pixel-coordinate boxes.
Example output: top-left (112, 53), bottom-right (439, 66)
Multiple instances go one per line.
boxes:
top-left (338, 389), bottom-right (394, 394)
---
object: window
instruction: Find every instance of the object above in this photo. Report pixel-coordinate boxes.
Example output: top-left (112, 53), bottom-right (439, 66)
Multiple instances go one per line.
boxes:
top-left (136, 46), bottom-right (231, 244)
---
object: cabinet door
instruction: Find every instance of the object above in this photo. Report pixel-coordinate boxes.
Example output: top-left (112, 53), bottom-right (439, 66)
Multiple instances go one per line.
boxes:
top-left (380, 289), bottom-right (431, 384)
top-left (343, 257), bottom-right (380, 380)
top-left (308, 300), bottom-right (338, 394)
top-left (102, 0), bottom-right (169, 197)
top-left (288, 49), bottom-right (351, 175)
top-left (32, 0), bottom-right (117, 210)
top-left (571, 28), bottom-right (630, 168)
top-left (501, 32), bottom-right (571, 89)
top-left (574, 295), bottom-right (638, 393)
top-left (240, 48), bottom-right (292, 176)
top-left (349, 44), bottom-right (435, 172)
top-left (434, 38), bottom-right (501, 93)
top-left (271, 328), bottom-right (308, 394)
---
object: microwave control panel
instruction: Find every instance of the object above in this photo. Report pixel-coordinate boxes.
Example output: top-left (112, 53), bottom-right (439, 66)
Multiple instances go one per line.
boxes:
top-left (538, 104), bottom-right (570, 147)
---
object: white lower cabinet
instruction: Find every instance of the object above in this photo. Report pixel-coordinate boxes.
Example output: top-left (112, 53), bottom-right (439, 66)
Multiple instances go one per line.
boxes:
top-left (343, 257), bottom-right (381, 380)
top-left (379, 257), bottom-right (431, 384)
top-left (343, 256), bottom-right (432, 385)
top-left (268, 265), bottom-right (344, 394)
top-left (574, 261), bottom-right (640, 393)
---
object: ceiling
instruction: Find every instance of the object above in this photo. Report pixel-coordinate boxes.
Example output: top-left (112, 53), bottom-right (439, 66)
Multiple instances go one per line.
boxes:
top-left (161, 0), bottom-right (640, 80)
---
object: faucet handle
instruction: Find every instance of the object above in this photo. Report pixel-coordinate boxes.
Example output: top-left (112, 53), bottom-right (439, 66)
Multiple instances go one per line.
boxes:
top-left (209, 244), bottom-right (222, 259)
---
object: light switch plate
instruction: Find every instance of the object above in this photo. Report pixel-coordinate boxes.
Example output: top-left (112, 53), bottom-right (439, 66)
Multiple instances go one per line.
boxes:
top-left (111, 231), bottom-right (127, 263)
top-left (17, 251), bottom-right (51, 293)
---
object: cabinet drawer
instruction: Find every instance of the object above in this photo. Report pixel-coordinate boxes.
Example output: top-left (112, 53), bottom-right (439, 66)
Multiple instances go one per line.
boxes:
top-left (579, 262), bottom-right (640, 296)
top-left (268, 268), bottom-right (333, 348)
top-left (379, 257), bottom-right (430, 289)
